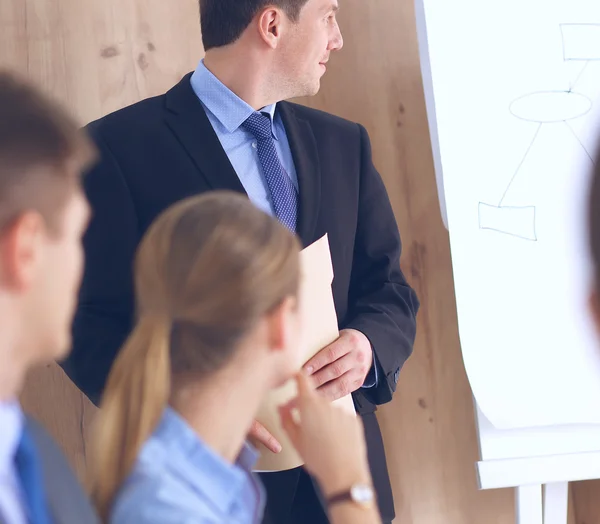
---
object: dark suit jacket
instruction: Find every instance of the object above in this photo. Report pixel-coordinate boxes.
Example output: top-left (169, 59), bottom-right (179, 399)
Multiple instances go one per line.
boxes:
top-left (25, 417), bottom-right (99, 524)
top-left (62, 73), bottom-right (419, 521)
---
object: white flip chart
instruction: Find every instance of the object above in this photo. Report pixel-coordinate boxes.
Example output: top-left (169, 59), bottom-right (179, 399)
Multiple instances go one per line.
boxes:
top-left (417, 0), bottom-right (600, 428)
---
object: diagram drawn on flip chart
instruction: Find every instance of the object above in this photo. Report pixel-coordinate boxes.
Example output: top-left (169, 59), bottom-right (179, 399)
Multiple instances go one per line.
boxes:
top-left (478, 23), bottom-right (599, 241)
top-left (417, 0), bottom-right (600, 429)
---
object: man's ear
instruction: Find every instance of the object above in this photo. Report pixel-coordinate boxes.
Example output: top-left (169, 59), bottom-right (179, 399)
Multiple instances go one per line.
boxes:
top-left (267, 296), bottom-right (298, 353)
top-left (257, 8), bottom-right (285, 49)
top-left (0, 212), bottom-right (44, 291)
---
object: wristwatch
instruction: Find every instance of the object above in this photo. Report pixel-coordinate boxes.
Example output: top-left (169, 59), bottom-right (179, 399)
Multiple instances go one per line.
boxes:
top-left (327, 483), bottom-right (375, 510)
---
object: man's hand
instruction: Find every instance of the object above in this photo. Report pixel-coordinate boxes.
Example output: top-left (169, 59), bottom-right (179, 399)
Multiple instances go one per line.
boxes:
top-left (248, 420), bottom-right (282, 454)
top-left (303, 329), bottom-right (373, 402)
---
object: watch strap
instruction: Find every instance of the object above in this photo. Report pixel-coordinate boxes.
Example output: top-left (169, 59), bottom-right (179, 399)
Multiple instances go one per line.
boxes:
top-left (326, 483), bottom-right (375, 509)
top-left (327, 490), bottom-right (354, 506)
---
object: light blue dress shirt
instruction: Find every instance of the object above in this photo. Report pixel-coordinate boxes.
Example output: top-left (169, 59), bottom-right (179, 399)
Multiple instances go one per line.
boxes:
top-left (0, 401), bottom-right (26, 524)
top-left (111, 407), bottom-right (265, 524)
top-left (190, 60), bottom-right (298, 218)
top-left (189, 60), bottom-right (379, 389)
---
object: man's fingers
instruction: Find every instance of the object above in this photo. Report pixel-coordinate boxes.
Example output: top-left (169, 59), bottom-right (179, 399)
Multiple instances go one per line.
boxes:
top-left (304, 339), bottom-right (350, 375)
top-left (249, 420), bottom-right (282, 453)
top-left (316, 372), bottom-right (359, 402)
top-left (311, 353), bottom-right (354, 388)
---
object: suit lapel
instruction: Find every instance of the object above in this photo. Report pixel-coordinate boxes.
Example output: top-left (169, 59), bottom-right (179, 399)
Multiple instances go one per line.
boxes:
top-left (278, 102), bottom-right (321, 247)
top-left (163, 73), bottom-right (247, 196)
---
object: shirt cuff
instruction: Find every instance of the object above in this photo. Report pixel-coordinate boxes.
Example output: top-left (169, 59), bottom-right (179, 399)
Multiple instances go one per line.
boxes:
top-left (361, 350), bottom-right (381, 389)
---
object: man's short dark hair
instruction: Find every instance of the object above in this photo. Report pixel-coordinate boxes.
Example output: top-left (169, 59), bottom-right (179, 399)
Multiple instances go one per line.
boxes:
top-left (199, 0), bottom-right (310, 51)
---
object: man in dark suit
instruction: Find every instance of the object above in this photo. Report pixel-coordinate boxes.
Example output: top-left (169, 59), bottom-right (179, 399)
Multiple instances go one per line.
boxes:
top-left (0, 73), bottom-right (99, 524)
top-left (62, 0), bottom-right (419, 522)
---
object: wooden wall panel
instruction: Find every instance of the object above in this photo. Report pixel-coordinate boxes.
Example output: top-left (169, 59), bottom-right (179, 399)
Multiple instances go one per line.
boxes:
top-left (1, 0), bottom-right (202, 120)
top-left (2, 0), bottom-right (596, 522)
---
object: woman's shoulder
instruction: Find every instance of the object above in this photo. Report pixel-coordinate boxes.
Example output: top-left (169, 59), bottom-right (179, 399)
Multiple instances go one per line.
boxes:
top-left (108, 436), bottom-right (217, 524)
top-left (109, 475), bottom-right (181, 523)
top-left (109, 458), bottom-right (218, 524)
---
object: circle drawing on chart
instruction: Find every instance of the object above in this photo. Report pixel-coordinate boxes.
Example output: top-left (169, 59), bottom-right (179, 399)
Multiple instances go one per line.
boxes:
top-left (509, 90), bottom-right (593, 123)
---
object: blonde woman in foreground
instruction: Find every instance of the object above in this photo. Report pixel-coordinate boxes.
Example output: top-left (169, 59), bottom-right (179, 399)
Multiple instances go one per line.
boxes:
top-left (89, 191), bottom-right (380, 524)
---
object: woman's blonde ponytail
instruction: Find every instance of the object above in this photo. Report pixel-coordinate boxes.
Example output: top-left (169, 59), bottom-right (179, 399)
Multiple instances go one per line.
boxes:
top-left (90, 314), bottom-right (171, 521)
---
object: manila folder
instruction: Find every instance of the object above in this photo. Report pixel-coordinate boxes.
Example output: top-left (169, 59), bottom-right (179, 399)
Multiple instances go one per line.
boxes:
top-left (254, 234), bottom-right (356, 472)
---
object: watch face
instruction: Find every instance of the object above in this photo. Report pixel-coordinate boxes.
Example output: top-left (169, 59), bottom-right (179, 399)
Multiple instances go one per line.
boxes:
top-left (351, 483), bottom-right (374, 505)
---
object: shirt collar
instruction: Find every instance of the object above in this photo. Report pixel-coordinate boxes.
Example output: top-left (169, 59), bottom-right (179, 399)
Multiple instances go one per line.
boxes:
top-left (154, 407), bottom-right (259, 515)
top-left (0, 400), bottom-right (23, 471)
top-left (190, 59), bottom-right (279, 140)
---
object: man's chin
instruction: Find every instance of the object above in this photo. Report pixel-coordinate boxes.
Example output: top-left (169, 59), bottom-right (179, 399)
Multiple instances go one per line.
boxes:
top-left (304, 80), bottom-right (321, 98)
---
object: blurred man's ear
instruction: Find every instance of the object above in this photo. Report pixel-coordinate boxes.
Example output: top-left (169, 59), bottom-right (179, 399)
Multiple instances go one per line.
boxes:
top-left (267, 296), bottom-right (298, 354)
top-left (0, 212), bottom-right (44, 292)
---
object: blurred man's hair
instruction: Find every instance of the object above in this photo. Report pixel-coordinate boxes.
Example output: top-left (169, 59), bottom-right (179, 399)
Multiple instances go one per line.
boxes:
top-left (0, 72), bottom-right (96, 235)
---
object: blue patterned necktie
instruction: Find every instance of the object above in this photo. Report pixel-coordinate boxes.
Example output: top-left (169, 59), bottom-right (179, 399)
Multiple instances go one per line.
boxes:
top-left (14, 427), bottom-right (52, 524)
top-left (242, 112), bottom-right (298, 231)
